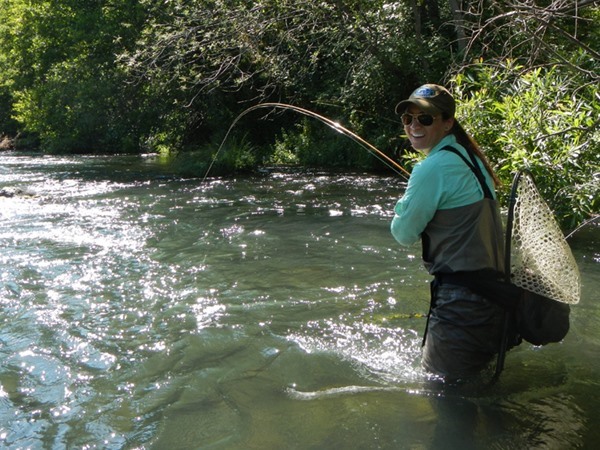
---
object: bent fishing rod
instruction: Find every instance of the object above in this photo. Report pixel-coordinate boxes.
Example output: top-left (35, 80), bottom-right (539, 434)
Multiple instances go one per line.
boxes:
top-left (203, 102), bottom-right (410, 182)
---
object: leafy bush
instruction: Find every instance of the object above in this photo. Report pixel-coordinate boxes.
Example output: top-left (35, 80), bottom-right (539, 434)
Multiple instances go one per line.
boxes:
top-left (170, 134), bottom-right (259, 178)
top-left (454, 61), bottom-right (599, 230)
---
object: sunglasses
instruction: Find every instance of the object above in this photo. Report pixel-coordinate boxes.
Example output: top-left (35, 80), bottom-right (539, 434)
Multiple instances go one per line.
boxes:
top-left (401, 113), bottom-right (436, 126)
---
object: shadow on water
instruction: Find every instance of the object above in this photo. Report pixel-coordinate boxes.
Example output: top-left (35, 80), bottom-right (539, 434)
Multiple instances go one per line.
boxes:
top-left (0, 154), bottom-right (598, 449)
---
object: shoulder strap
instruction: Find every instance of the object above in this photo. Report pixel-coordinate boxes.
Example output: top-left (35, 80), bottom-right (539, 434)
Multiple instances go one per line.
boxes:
top-left (441, 145), bottom-right (494, 199)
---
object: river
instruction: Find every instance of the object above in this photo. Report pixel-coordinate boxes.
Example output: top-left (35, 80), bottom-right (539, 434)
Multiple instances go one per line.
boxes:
top-left (0, 153), bottom-right (598, 449)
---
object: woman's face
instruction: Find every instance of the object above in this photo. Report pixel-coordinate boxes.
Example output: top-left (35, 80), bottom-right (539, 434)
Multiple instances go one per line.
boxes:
top-left (403, 105), bottom-right (454, 154)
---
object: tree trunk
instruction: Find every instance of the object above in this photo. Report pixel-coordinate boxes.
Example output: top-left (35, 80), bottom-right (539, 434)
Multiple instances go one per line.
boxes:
top-left (448, 0), bottom-right (468, 54)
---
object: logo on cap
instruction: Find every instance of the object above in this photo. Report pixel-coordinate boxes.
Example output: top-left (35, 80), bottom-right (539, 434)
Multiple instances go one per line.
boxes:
top-left (413, 86), bottom-right (440, 98)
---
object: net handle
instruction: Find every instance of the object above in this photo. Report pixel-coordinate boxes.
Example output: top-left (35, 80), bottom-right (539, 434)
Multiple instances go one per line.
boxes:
top-left (494, 169), bottom-right (527, 381)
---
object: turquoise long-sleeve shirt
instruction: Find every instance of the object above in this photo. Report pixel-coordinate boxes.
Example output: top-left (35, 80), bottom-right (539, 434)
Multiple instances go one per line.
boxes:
top-left (390, 134), bottom-right (496, 247)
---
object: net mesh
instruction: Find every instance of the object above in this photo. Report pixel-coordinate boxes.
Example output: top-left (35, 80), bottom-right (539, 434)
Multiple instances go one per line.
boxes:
top-left (510, 172), bottom-right (581, 304)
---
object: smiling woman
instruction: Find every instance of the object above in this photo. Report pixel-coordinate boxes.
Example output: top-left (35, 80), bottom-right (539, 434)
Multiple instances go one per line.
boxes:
top-left (391, 84), bottom-right (513, 382)
top-left (396, 85), bottom-right (456, 154)
top-left (401, 106), bottom-right (451, 154)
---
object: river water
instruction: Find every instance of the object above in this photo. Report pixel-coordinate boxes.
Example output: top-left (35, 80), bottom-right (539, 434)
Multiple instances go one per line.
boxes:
top-left (0, 153), bottom-right (598, 449)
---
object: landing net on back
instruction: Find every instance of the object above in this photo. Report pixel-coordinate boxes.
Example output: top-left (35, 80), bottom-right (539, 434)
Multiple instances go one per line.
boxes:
top-left (510, 172), bottom-right (581, 304)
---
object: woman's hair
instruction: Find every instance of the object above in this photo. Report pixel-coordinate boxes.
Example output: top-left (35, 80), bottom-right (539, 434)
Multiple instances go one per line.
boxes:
top-left (447, 116), bottom-right (501, 187)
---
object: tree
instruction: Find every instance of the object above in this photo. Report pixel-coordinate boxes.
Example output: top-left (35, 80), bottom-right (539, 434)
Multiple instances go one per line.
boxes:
top-left (0, 0), bottom-right (147, 152)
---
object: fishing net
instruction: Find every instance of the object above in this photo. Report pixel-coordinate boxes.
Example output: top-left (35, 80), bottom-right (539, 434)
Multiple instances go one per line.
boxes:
top-left (509, 172), bottom-right (581, 304)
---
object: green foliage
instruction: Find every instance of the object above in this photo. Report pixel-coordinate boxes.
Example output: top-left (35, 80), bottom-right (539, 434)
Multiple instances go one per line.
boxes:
top-left (269, 116), bottom-right (397, 172)
top-left (0, 0), bottom-right (146, 153)
top-left (454, 61), bottom-right (599, 229)
top-left (117, 0), bottom-right (453, 155)
top-left (270, 125), bottom-right (306, 166)
top-left (215, 135), bottom-right (259, 173)
top-left (12, 60), bottom-right (142, 153)
top-left (170, 134), bottom-right (259, 178)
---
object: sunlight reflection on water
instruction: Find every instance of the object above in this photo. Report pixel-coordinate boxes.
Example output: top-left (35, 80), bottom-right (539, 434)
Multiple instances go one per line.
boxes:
top-left (290, 320), bottom-right (424, 383)
top-left (0, 155), bottom-right (598, 449)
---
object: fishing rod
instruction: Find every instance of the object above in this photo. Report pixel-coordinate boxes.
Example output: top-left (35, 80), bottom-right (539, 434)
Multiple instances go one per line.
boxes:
top-left (203, 102), bottom-right (410, 182)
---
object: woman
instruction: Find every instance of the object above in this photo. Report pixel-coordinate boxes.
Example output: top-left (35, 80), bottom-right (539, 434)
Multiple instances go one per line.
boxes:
top-left (390, 84), bottom-right (510, 381)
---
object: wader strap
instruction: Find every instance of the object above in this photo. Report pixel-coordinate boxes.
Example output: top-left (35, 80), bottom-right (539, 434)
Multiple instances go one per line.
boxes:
top-left (441, 146), bottom-right (494, 200)
top-left (422, 278), bottom-right (439, 347)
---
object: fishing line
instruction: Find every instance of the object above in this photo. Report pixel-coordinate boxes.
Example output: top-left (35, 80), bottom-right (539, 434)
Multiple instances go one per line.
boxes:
top-left (202, 102), bottom-right (410, 182)
top-left (565, 214), bottom-right (600, 240)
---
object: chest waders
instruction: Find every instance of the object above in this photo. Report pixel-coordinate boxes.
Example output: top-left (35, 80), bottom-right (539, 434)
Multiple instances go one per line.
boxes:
top-left (422, 146), bottom-right (512, 380)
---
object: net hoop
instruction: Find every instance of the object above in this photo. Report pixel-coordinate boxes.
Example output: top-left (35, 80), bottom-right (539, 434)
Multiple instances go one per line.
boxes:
top-left (507, 171), bottom-right (581, 305)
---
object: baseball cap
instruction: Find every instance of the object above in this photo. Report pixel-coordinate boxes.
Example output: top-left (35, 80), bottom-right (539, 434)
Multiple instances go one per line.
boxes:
top-left (395, 84), bottom-right (456, 117)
